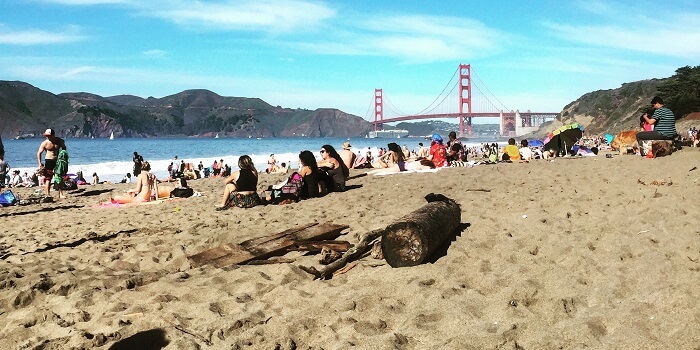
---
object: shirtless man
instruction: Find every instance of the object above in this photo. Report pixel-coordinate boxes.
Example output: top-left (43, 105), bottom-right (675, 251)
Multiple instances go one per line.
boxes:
top-left (37, 128), bottom-right (67, 198)
top-left (338, 141), bottom-right (357, 170)
top-left (416, 142), bottom-right (429, 159)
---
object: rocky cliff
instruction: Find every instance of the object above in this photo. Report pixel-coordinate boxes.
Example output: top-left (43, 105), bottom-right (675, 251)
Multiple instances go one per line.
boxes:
top-left (0, 82), bottom-right (372, 139)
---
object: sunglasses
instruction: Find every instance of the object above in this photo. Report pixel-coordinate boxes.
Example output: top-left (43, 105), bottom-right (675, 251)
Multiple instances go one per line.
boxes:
top-left (320, 150), bottom-right (326, 153)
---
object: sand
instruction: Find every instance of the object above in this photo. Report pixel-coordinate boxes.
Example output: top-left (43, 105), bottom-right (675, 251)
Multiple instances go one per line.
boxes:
top-left (1, 148), bottom-right (699, 349)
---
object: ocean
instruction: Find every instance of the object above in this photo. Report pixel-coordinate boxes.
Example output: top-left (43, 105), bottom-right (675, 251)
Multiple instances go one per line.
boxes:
top-left (2, 136), bottom-right (497, 183)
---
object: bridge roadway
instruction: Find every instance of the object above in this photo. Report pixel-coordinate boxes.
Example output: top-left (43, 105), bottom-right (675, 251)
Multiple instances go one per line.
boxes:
top-left (371, 112), bottom-right (560, 125)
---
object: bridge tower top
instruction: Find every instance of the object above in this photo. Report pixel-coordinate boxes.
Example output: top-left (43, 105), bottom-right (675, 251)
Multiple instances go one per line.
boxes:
top-left (458, 64), bottom-right (472, 137)
top-left (374, 88), bottom-right (383, 132)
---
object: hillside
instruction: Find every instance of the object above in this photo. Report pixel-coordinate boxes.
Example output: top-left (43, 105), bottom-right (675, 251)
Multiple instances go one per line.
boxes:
top-left (0, 82), bottom-right (372, 139)
top-left (529, 79), bottom-right (664, 138)
top-left (532, 65), bottom-right (700, 137)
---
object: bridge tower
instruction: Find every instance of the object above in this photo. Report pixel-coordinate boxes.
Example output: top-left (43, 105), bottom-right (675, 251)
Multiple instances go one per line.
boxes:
top-left (374, 88), bottom-right (383, 131)
top-left (458, 64), bottom-right (472, 137)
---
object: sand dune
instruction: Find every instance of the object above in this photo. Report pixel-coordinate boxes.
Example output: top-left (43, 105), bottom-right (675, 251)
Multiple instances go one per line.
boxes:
top-left (1, 149), bottom-right (699, 349)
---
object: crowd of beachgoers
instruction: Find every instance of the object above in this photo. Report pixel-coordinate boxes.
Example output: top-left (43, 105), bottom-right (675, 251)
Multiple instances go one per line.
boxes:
top-left (2, 124), bottom-right (698, 209)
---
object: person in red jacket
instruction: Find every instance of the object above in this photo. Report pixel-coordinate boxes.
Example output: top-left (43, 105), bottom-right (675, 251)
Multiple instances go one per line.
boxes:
top-left (427, 134), bottom-right (447, 167)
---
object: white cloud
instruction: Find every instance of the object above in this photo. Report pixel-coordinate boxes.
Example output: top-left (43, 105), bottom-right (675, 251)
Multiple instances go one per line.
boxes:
top-left (137, 0), bottom-right (336, 33)
top-left (291, 14), bottom-right (507, 63)
top-left (543, 4), bottom-right (700, 58)
top-left (36, 0), bottom-right (131, 4)
top-left (545, 22), bottom-right (700, 58)
top-left (57, 66), bottom-right (97, 78)
top-left (143, 49), bottom-right (167, 57)
top-left (0, 25), bottom-right (84, 45)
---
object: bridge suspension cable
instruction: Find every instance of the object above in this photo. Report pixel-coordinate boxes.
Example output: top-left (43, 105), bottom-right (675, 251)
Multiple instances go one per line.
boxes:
top-left (414, 66), bottom-right (460, 116)
top-left (383, 94), bottom-right (409, 117)
top-left (363, 96), bottom-right (373, 121)
top-left (472, 70), bottom-right (510, 112)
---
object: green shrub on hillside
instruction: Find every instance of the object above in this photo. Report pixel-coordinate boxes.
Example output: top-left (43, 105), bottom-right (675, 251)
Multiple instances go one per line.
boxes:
top-left (657, 65), bottom-right (700, 117)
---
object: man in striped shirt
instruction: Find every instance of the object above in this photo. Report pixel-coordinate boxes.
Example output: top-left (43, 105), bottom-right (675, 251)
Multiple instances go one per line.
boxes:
top-left (636, 96), bottom-right (677, 148)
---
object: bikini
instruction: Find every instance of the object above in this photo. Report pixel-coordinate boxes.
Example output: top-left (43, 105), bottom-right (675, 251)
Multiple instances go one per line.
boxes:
top-left (397, 161), bottom-right (407, 172)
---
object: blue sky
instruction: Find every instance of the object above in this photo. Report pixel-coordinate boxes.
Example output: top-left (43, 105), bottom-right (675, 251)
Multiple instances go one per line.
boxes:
top-left (1, 0), bottom-right (699, 123)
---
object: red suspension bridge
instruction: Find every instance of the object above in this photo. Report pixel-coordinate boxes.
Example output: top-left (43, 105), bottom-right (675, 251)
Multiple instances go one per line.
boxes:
top-left (369, 64), bottom-right (560, 137)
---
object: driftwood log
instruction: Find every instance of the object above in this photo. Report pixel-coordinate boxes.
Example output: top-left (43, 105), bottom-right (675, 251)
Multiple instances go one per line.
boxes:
top-left (188, 222), bottom-right (348, 268)
top-left (300, 193), bottom-right (461, 278)
top-left (300, 228), bottom-right (384, 280)
top-left (381, 193), bottom-right (460, 267)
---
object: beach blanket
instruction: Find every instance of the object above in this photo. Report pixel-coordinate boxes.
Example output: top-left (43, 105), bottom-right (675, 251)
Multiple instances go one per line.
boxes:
top-left (372, 168), bottom-right (442, 176)
top-left (96, 198), bottom-right (180, 208)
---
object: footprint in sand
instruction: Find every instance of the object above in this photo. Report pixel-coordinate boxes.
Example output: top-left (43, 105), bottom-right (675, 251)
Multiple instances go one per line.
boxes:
top-left (353, 319), bottom-right (389, 336)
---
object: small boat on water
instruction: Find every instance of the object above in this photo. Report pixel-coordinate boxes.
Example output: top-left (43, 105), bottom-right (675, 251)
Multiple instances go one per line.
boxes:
top-left (215, 133), bottom-right (219, 139)
top-left (109, 132), bottom-right (114, 140)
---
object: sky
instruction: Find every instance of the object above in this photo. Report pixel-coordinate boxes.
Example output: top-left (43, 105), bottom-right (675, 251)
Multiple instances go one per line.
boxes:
top-left (1, 0), bottom-right (699, 124)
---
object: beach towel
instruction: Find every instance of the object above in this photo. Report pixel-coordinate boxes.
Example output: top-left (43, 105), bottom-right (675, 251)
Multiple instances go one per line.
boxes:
top-left (96, 198), bottom-right (179, 208)
top-left (372, 168), bottom-right (441, 176)
top-left (52, 149), bottom-right (69, 185)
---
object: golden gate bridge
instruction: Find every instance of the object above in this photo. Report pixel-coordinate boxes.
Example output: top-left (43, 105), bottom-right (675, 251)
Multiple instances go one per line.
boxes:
top-left (368, 64), bottom-right (560, 137)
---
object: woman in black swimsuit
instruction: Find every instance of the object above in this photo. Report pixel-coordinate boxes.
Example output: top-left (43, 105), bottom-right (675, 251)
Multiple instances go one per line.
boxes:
top-left (216, 155), bottom-right (261, 210)
top-left (298, 150), bottom-right (320, 199)
top-left (317, 145), bottom-right (349, 193)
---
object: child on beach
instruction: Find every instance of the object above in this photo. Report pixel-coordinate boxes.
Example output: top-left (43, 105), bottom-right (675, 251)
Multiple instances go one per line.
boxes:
top-left (640, 113), bottom-right (654, 131)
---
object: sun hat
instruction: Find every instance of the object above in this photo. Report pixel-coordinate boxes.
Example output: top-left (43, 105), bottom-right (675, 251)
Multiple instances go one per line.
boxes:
top-left (342, 141), bottom-right (352, 150)
top-left (43, 128), bottom-right (54, 136)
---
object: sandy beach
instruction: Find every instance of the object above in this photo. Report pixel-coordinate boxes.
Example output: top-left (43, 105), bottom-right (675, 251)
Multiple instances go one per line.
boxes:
top-left (1, 148), bottom-right (699, 349)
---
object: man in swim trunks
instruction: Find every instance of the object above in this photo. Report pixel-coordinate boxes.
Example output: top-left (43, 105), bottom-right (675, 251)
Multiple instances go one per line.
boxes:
top-left (37, 128), bottom-right (67, 198)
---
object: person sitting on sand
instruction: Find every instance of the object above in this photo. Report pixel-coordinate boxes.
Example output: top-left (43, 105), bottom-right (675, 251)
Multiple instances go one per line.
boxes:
top-left (502, 138), bottom-right (521, 161)
top-left (542, 149), bottom-right (556, 160)
top-left (91, 172), bottom-right (100, 185)
top-left (267, 154), bottom-right (279, 173)
top-left (216, 155), bottom-right (261, 210)
top-left (427, 134), bottom-right (447, 167)
top-left (298, 150), bottom-right (320, 199)
top-left (519, 140), bottom-right (533, 161)
top-left (368, 158), bottom-right (436, 175)
top-left (75, 171), bottom-right (88, 185)
top-left (275, 162), bottom-right (289, 174)
top-left (317, 144), bottom-right (349, 193)
top-left (112, 161), bottom-right (169, 204)
top-left (416, 142), bottom-right (429, 159)
top-left (338, 142), bottom-right (357, 170)
top-left (388, 142), bottom-right (408, 171)
top-left (376, 147), bottom-right (396, 168)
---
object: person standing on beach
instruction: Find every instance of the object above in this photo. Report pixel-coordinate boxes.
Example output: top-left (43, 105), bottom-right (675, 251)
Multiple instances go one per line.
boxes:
top-left (0, 150), bottom-right (9, 188)
top-left (132, 151), bottom-right (143, 176)
top-left (37, 128), bottom-right (67, 198)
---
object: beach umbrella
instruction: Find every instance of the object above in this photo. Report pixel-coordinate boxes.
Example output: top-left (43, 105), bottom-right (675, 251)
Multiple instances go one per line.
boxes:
top-left (527, 139), bottom-right (544, 147)
top-left (543, 123), bottom-right (584, 155)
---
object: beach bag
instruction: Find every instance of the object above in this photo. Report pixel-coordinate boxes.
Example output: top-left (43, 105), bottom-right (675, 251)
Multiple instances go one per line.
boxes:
top-left (272, 172), bottom-right (303, 203)
top-left (281, 172), bottom-right (302, 196)
top-left (60, 177), bottom-right (78, 190)
top-left (0, 190), bottom-right (18, 207)
top-left (170, 187), bottom-right (194, 198)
